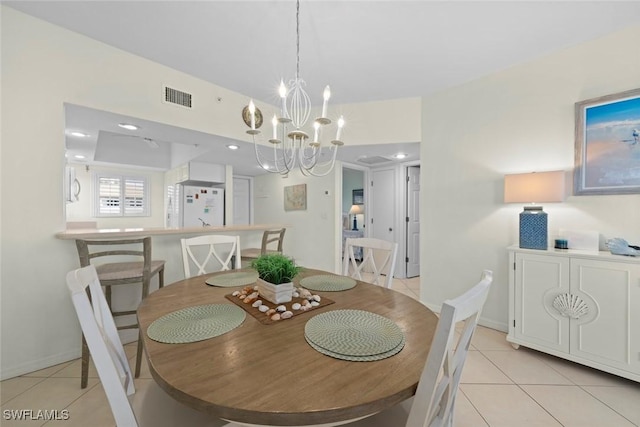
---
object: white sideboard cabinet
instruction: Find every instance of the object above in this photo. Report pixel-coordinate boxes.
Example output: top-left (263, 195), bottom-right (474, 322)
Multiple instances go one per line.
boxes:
top-left (507, 246), bottom-right (640, 382)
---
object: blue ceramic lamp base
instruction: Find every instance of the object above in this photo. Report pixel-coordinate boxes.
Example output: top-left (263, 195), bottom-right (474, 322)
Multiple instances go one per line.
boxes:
top-left (519, 206), bottom-right (547, 250)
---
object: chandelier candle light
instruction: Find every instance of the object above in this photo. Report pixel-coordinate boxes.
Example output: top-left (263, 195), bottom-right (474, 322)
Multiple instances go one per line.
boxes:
top-left (246, 0), bottom-right (345, 177)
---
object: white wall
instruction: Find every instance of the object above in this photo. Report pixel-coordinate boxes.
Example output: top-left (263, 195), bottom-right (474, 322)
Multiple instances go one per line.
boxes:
top-left (420, 25), bottom-right (640, 331)
top-left (0, 8), bottom-right (420, 378)
top-left (253, 166), bottom-right (341, 274)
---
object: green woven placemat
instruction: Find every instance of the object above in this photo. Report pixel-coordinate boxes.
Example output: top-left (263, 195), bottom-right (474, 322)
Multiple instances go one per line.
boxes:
top-left (299, 275), bottom-right (357, 292)
top-left (147, 304), bottom-right (245, 344)
top-left (205, 271), bottom-right (259, 287)
top-left (304, 309), bottom-right (404, 357)
top-left (305, 334), bottom-right (405, 362)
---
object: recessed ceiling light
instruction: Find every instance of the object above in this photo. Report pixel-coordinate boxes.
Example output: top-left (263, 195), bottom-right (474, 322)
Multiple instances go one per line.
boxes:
top-left (118, 123), bottom-right (139, 131)
top-left (393, 153), bottom-right (407, 159)
top-left (262, 164), bottom-right (270, 170)
top-left (226, 144), bottom-right (239, 150)
top-left (70, 131), bottom-right (89, 137)
top-left (74, 154), bottom-right (86, 159)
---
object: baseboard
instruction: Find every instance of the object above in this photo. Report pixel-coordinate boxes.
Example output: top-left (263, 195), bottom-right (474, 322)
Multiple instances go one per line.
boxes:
top-left (1, 349), bottom-right (80, 381)
top-left (0, 333), bottom-right (138, 381)
top-left (421, 300), bottom-right (508, 333)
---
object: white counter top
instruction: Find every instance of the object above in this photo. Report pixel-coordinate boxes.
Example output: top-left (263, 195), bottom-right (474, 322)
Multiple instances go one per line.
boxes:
top-left (55, 224), bottom-right (288, 240)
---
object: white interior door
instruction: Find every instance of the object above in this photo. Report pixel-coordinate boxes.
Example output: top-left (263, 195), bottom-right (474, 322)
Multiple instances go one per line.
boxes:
top-left (371, 168), bottom-right (396, 245)
top-left (406, 166), bottom-right (420, 278)
top-left (233, 177), bottom-right (251, 225)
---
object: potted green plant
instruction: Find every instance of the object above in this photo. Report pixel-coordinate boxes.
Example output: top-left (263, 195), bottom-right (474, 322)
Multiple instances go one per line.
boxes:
top-left (252, 254), bottom-right (300, 304)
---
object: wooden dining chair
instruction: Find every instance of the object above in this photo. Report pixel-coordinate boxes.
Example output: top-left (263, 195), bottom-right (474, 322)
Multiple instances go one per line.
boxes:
top-left (66, 265), bottom-right (233, 427)
top-left (75, 237), bottom-right (165, 388)
top-left (181, 235), bottom-right (241, 278)
top-left (342, 237), bottom-right (399, 288)
top-left (340, 270), bottom-right (494, 427)
top-left (240, 228), bottom-right (286, 266)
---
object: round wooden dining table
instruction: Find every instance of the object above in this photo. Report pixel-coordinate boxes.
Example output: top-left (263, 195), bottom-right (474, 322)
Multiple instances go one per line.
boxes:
top-left (137, 268), bottom-right (438, 426)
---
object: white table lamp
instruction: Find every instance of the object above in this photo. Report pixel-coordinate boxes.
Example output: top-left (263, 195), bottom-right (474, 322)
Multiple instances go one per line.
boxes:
top-left (349, 204), bottom-right (363, 231)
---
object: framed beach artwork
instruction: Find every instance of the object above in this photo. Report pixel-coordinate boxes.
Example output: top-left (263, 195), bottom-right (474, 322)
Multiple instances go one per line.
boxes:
top-left (284, 184), bottom-right (307, 211)
top-left (574, 88), bottom-right (640, 195)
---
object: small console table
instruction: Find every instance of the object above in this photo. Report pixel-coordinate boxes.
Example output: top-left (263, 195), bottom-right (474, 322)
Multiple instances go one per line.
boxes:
top-left (507, 245), bottom-right (640, 382)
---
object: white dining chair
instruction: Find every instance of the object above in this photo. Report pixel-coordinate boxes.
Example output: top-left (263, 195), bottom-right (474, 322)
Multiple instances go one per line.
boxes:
top-left (338, 269), bottom-right (494, 427)
top-left (181, 235), bottom-right (241, 278)
top-left (66, 265), bottom-right (234, 427)
top-left (342, 237), bottom-right (398, 288)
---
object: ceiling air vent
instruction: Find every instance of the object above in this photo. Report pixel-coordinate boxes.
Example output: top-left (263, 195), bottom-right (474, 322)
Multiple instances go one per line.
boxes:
top-left (163, 85), bottom-right (192, 108)
top-left (357, 155), bottom-right (391, 165)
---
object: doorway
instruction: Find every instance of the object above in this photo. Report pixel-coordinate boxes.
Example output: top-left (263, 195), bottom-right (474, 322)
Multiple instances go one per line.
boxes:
top-left (406, 166), bottom-right (420, 278)
top-left (232, 176), bottom-right (252, 225)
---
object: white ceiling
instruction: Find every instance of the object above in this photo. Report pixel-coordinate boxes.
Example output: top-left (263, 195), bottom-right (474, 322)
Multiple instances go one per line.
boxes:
top-left (7, 1), bottom-right (640, 175)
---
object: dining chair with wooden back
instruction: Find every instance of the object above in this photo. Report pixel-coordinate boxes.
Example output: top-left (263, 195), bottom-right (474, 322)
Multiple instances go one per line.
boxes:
top-left (66, 265), bottom-right (232, 427)
top-left (342, 269), bottom-right (494, 427)
top-left (342, 237), bottom-right (399, 288)
top-left (240, 228), bottom-right (286, 265)
top-left (181, 235), bottom-right (241, 278)
top-left (75, 237), bottom-right (165, 388)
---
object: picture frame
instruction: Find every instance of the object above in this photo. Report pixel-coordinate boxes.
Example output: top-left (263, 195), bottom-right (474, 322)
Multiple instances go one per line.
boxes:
top-left (352, 189), bottom-right (364, 205)
top-left (284, 184), bottom-right (306, 211)
top-left (574, 88), bottom-right (640, 195)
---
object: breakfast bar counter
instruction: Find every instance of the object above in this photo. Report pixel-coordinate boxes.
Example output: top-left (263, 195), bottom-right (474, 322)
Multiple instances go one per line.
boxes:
top-left (54, 224), bottom-right (288, 240)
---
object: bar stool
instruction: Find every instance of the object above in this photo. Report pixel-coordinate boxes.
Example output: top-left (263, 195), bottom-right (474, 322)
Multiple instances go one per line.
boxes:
top-left (75, 236), bottom-right (165, 388)
top-left (240, 228), bottom-right (286, 266)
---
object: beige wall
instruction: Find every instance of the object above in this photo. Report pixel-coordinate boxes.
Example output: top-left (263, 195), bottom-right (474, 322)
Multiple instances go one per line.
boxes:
top-left (420, 25), bottom-right (640, 330)
top-left (0, 7), bottom-right (420, 379)
top-left (253, 166), bottom-right (342, 274)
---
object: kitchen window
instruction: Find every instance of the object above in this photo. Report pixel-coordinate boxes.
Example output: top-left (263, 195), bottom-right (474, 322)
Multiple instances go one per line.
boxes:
top-left (94, 173), bottom-right (149, 217)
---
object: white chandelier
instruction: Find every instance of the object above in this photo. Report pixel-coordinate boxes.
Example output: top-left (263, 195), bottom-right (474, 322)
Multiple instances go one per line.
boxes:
top-left (246, 0), bottom-right (344, 177)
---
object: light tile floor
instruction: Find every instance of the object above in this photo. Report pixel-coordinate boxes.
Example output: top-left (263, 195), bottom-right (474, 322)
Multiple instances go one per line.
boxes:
top-left (2, 276), bottom-right (638, 426)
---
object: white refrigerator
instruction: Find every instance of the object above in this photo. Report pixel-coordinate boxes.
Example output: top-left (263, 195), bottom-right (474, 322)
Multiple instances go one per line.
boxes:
top-left (180, 185), bottom-right (224, 227)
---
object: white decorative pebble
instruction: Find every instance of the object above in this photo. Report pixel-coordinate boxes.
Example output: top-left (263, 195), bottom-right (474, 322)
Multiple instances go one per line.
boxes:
top-left (232, 291), bottom-right (240, 296)
top-left (292, 302), bottom-right (302, 310)
top-left (259, 305), bottom-right (270, 313)
top-left (312, 295), bottom-right (321, 302)
top-left (281, 311), bottom-right (293, 319)
top-left (311, 301), bottom-right (320, 307)
top-left (252, 300), bottom-right (263, 308)
top-left (276, 305), bottom-right (287, 312)
top-left (292, 291), bottom-right (300, 298)
top-left (271, 313), bottom-right (281, 321)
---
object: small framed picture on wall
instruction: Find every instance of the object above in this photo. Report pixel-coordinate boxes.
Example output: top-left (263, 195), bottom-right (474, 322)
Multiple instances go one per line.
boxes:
top-left (352, 189), bottom-right (363, 205)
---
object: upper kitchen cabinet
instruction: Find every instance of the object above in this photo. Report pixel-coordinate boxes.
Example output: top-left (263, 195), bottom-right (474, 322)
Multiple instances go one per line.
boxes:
top-left (169, 162), bottom-right (226, 187)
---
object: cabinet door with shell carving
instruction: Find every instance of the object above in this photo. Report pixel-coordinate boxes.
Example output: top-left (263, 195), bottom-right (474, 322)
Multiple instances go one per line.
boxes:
top-left (569, 258), bottom-right (640, 374)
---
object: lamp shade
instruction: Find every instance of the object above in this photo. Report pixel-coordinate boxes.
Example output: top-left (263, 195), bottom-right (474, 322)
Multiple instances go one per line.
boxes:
top-left (349, 204), bottom-right (363, 215)
top-left (504, 171), bottom-right (566, 204)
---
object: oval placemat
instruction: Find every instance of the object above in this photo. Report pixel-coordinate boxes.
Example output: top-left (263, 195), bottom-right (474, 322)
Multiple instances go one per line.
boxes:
top-left (299, 275), bottom-right (357, 292)
top-left (304, 310), bottom-right (404, 357)
top-left (305, 334), bottom-right (405, 362)
top-left (205, 271), bottom-right (259, 287)
top-left (147, 304), bottom-right (245, 344)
